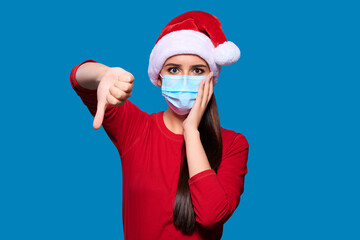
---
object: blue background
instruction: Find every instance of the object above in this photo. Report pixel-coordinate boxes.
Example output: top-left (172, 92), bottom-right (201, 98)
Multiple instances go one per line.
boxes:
top-left (1, 0), bottom-right (359, 239)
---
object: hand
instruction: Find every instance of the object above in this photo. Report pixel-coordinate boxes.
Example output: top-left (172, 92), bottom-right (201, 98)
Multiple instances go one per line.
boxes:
top-left (93, 67), bottom-right (134, 130)
top-left (182, 72), bottom-right (214, 132)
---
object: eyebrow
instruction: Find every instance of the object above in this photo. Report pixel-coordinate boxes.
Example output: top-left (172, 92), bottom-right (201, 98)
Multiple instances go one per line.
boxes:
top-left (164, 63), bottom-right (208, 68)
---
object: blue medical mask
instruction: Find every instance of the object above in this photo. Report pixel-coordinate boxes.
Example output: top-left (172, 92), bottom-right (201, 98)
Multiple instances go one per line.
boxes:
top-left (160, 74), bottom-right (206, 115)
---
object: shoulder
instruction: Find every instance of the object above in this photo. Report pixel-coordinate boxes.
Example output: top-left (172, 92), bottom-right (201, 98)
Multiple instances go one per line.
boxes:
top-left (219, 127), bottom-right (249, 173)
top-left (220, 126), bottom-right (249, 149)
top-left (221, 127), bottom-right (249, 157)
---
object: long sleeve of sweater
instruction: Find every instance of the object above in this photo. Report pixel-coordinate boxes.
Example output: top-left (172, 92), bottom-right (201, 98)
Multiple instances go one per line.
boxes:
top-left (69, 59), bottom-right (150, 159)
top-left (188, 133), bottom-right (249, 229)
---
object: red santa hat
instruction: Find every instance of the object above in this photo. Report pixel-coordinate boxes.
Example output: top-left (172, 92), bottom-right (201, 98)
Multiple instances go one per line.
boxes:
top-left (148, 10), bottom-right (241, 87)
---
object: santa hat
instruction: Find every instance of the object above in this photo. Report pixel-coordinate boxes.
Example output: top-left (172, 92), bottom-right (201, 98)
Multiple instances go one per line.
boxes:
top-left (148, 10), bottom-right (240, 87)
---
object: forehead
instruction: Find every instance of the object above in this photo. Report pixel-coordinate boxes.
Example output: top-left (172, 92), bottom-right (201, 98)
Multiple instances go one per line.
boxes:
top-left (164, 54), bottom-right (207, 65)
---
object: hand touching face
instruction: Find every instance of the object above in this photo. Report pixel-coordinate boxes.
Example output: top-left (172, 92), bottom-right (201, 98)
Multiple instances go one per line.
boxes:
top-left (182, 71), bottom-right (214, 132)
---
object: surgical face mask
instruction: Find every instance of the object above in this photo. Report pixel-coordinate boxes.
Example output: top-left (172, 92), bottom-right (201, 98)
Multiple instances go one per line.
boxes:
top-left (160, 74), bottom-right (206, 115)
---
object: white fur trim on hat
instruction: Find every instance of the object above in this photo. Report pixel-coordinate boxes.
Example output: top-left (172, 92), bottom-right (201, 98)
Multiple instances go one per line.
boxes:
top-left (148, 30), bottom-right (221, 87)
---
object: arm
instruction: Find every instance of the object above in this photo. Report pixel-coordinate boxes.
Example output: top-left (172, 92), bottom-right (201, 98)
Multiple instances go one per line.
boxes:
top-left (70, 59), bottom-right (150, 159)
top-left (73, 60), bottom-right (134, 129)
top-left (186, 132), bottom-right (249, 229)
top-left (75, 61), bottom-right (110, 90)
top-left (184, 129), bottom-right (211, 178)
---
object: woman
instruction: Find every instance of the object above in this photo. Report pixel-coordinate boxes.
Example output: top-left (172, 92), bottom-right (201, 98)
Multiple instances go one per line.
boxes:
top-left (70, 10), bottom-right (249, 240)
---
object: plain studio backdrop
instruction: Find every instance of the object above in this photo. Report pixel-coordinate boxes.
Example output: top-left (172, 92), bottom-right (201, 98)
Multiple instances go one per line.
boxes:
top-left (0, 1), bottom-right (359, 239)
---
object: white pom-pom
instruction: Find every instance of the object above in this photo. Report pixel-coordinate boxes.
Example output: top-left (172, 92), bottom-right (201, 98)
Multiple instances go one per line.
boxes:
top-left (214, 41), bottom-right (241, 66)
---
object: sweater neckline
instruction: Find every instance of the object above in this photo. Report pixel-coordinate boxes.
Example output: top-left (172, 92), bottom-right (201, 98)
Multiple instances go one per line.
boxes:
top-left (156, 111), bottom-right (184, 142)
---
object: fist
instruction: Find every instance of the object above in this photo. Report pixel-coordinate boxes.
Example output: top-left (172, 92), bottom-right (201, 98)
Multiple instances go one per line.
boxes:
top-left (93, 67), bottom-right (134, 130)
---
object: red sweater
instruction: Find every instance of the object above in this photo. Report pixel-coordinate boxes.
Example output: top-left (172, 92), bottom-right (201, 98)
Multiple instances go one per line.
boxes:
top-left (70, 60), bottom-right (250, 240)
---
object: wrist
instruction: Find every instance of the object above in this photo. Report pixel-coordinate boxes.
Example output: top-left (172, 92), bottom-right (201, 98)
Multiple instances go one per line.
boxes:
top-left (96, 65), bottom-right (111, 83)
top-left (183, 127), bottom-right (200, 139)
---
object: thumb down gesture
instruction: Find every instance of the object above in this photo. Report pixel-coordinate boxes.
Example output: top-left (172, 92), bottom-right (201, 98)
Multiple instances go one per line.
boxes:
top-left (93, 67), bottom-right (134, 130)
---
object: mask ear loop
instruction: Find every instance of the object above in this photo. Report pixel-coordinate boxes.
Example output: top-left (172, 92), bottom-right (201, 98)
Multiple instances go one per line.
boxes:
top-left (158, 73), bottom-right (164, 88)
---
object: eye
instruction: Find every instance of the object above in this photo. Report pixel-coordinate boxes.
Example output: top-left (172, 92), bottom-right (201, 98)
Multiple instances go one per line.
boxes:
top-left (193, 68), bottom-right (205, 74)
top-left (167, 67), bottom-right (179, 74)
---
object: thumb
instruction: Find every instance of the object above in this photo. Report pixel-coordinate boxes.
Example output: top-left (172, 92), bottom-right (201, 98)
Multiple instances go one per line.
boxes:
top-left (93, 99), bottom-right (108, 130)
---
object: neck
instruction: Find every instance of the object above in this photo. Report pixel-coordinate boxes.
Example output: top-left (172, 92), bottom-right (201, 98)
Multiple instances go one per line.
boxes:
top-left (163, 107), bottom-right (188, 135)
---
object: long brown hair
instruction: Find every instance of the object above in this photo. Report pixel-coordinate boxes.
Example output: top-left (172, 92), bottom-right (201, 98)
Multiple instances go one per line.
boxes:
top-left (172, 93), bottom-right (223, 234)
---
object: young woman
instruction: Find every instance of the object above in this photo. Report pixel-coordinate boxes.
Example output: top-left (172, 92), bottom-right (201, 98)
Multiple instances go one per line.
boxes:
top-left (70, 10), bottom-right (249, 240)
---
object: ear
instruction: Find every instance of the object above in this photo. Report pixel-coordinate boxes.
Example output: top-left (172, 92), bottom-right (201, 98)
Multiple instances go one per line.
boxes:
top-left (157, 76), bottom-right (162, 87)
